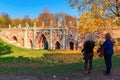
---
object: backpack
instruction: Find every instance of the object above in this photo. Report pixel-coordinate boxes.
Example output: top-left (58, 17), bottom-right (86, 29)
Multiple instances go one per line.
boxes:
top-left (84, 41), bottom-right (95, 53)
top-left (85, 41), bottom-right (95, 50)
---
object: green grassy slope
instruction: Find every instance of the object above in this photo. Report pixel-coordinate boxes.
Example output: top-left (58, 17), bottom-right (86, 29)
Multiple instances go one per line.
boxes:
top-left (0, 39), bottom-right (48, 58)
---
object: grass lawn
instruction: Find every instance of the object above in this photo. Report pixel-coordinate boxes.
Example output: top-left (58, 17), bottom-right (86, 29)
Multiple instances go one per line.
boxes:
top-left (0, 39), bottom-right (120, 76)
top-left (0, 39), bottom-right (48, 58)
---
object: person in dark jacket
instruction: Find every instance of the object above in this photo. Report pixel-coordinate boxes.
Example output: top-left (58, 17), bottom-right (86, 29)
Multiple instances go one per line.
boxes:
top-left (82, 35), bottom-right (95, 74)
top-left (103, 33), bottom-right (114, 75)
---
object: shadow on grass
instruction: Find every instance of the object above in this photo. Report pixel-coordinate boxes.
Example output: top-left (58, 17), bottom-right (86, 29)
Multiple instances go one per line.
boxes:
top-left (0, 55), bottom-right (83, 76)
top-left (0, 53), bottom-right (84, 76)
top-left (0, 54), bottom-right (119, 76)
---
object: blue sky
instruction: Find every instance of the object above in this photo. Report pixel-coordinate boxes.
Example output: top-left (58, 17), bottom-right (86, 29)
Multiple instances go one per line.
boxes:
top-left (0, 0), bottom-right (79, 19)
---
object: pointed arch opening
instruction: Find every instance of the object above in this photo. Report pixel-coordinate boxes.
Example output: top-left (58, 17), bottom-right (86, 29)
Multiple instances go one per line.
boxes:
top-left (38, 34), bottom-right (48, 49)
top-left (30, 39), bottom-right (33, 48)
top-left (55, 41), bottom-right (60, 49)
top-left (12, 36), bottom-right (18, 42)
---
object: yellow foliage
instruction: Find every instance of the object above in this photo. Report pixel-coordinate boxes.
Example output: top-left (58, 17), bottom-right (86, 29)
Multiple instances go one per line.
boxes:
top-left (78, 12), bottom-right (107, 34)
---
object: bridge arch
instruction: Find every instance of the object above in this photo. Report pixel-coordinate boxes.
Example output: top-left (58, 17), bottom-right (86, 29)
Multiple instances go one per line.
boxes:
top-left (55, 41), bottom-right (60, 49)
top-left (0, 28), bottom-right (67, 50)
top-left (12, 36), bottom-right (18, 42)
top-left (37, 34), bottom-right (47, 49)
top-left (30, 39), bottom-right (33, 48)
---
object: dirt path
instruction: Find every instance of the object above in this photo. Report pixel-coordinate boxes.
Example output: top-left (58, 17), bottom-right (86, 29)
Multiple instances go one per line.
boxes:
top-left (0, 67), bottom-right (120, 80)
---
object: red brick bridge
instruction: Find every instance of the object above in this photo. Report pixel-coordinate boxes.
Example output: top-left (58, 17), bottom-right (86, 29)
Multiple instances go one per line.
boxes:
top-left (0, 26), bottom-right (120, 50)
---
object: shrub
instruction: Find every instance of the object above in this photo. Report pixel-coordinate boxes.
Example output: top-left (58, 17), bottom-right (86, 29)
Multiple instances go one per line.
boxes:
top-left (0, 42), bottom-right (12, 55)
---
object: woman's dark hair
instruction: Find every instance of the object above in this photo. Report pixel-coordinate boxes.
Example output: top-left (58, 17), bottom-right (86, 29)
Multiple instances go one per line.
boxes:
top-left (105, 33), bottom-right (111, 40)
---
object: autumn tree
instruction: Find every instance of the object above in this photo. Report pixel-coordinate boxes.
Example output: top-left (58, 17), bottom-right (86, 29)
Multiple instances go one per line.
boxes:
top-left (11, 18), bottom-right (21, 27)
top-left (37, 6), bottom-right (55, 27)
top-left (30, 19), bottom-right (35, 27)
top-left (55, 12), bottom-right (66, 27)
top-left (55, 12), bottom-right (77, 27)
top-left (38, 12), bottom-right (55, 27)
top-left (65, 0), bottom-right (120, 34)
top-left (64, 14), bottom-right (77, 26)
top-left (104, 0), bottom-right (120, 17)
top-left (21, 16), bottom-right (31, 27)
top-left (78, 12), bottom-right (106, 34)
top-left (0, 13), bottom-right (11, 28)
top-left (101, 0), bottom-right (120, 25)
top-left (79, 1), bottom-right (118, 34)
top-left (65, 0), bottom-right (120, 17)
top-left (0, 17), bottom-right (2, 27)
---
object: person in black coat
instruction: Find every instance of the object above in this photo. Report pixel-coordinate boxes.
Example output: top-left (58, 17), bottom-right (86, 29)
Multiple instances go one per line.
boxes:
top-left (82, 35), bottom-right (95, 74)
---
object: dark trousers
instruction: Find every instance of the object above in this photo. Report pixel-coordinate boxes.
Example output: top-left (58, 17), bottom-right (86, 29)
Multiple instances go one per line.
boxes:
top-left (84, 53), bottom-right (93, 71)
top-left (104, 54), bottom-right (112, 74)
